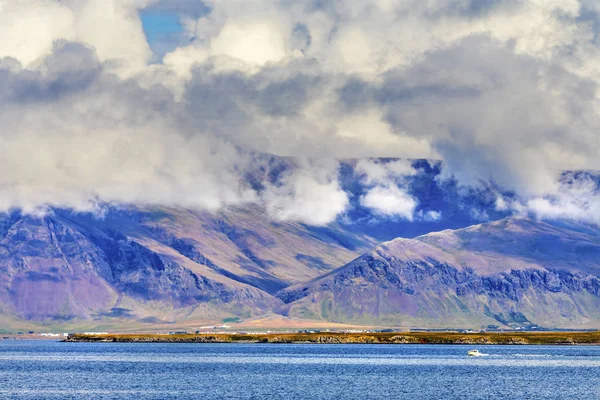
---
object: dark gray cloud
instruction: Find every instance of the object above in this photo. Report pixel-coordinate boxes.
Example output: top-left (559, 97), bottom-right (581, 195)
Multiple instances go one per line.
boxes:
top-left (333, 33), bottom-right (598, 201)
top-left (1, 42), bottom-right (101, 104)
top-left (374, 36), bottom-right (598, 194)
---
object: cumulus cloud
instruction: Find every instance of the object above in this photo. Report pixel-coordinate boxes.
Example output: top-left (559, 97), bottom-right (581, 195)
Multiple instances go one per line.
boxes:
top-left (340, 35), bottom-right (600, 204)
top-left (0, 42), bottom-right (257, 214)
top-left (355, 159), bottom-right (417, 186)
top-left (0, 0), bottom-right (152, 76)
top-left (360, 185), bottom-right (418, 220)
top-left (496, 172), bottom-right (600, 224)
top-left (0, 0), bottom-right (75, 66)
top-left (2, 0), bottom-right (600, 225)
top-left (424, 210), bottom-right (442, 222)
top-left (355, 159), bottom-right (419, 220)
top-left (262, 159), bottom-right (349, 226)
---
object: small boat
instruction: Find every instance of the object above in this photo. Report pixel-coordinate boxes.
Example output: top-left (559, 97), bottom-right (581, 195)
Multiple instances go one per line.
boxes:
top-left (468, 349), bottom-right (483, 356)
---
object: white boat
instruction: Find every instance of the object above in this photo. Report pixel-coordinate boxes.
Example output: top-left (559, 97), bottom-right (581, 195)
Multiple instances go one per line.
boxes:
top-left (468, 349), bottom-right (483, 356)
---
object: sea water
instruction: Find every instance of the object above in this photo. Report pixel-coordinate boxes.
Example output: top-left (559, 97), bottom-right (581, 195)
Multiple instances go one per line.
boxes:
top-left (0, 341), bottom-right (598, 399)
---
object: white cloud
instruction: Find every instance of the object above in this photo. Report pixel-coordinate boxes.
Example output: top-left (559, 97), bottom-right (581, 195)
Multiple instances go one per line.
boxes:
top-left (419, 210), bottom-right (442, 222)
top-left (355, 159), bottom-right (419, 220)
top-left (336, 108), bottom-right (435, 159)
top-left (262, 159), bottom-right (349, 226)
top-left (0, 43), bottom-right (256, 215)
top-left (360, 185), bottom-right (417, 220)
top-left (70, 0), bottom-right (153, 74)
top-left (211, 19), bottom-right (289, 66)
top-left (0, 0), bottom-right (75, 65)
top-left (0, 0), bottom-right (151, 76)
top-left (355, 159), bottom-right (417, 186)
top-left (521, 176), bottom-right (600, 224)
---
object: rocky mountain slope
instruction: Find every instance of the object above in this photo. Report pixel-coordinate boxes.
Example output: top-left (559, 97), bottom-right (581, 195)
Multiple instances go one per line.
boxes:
top-left (0, 206), bottom-right (374, 329)
top-left (279, 218), bottom-right (600, 329)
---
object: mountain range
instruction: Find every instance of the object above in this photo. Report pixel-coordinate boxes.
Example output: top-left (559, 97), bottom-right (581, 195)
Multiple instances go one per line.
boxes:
top-left (1, 158), bottom-right (600, 331)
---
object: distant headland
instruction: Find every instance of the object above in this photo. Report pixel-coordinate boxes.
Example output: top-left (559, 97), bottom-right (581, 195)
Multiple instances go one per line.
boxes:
top-left (63, 331), bottom-right (600, 345)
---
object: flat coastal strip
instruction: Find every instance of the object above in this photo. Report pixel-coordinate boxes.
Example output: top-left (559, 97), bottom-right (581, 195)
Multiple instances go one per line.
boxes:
top-left (63, 331), bottom-right (600, 345)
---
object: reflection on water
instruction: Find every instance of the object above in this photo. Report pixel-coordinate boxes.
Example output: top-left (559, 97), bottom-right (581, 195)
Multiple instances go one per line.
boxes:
top-left (0, 341), bottom-right (599, 399)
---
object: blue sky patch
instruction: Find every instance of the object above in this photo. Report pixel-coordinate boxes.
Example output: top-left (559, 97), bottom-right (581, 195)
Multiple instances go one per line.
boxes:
top-left (140, 11), bottom-right (185, 60)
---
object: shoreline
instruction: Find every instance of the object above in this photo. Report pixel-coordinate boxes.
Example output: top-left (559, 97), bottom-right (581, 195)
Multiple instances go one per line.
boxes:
top-left (63, 331), bottom-right (600, 345)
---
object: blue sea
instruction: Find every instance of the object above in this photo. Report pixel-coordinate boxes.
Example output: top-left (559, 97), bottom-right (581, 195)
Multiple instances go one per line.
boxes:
top-left (0, 341), bottom-right (598, 399)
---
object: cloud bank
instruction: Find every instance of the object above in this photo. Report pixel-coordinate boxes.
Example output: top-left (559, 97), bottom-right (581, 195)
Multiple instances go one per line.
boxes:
top-left (1, 0), bottom-right (600, 224)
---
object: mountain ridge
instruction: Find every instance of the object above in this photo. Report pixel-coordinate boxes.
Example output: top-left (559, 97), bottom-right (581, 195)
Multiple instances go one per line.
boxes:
top-left (278, 217), bottom-right (600, 329)
top-left (2, 156), bottom-right (600, 331)
top-left (0, 204), bottom-right (374, 329)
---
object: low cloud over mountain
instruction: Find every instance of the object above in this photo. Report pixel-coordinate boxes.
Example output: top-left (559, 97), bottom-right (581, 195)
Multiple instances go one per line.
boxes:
top-left (2, 1), bottom-right (600, 224)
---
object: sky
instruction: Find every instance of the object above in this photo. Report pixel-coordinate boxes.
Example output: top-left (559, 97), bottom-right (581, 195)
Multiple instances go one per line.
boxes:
top-left (140, 10), bottom-right (185, 61)
top-left (1, 0), bottom-right (600, 225)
